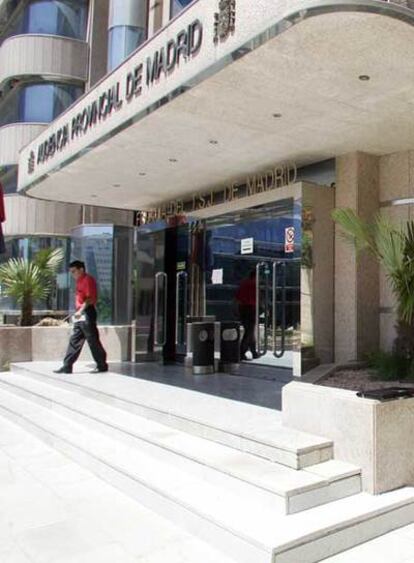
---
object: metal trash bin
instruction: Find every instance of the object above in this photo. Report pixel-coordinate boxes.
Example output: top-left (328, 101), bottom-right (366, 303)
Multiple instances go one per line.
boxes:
top-left (191, 322), bottom-right (215, 375)
top-left (185, 316), bottom-right (216, 370)
top-left (219, 321), bottom-right (241, 372)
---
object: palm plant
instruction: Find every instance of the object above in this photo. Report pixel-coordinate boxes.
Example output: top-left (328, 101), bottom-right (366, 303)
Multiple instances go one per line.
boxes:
top-left (33, 248), bottom-right (65, 310)
top-left (0, 248), bottom-right (64, 326)
top-left (332, 208), bottom-right (414, 358)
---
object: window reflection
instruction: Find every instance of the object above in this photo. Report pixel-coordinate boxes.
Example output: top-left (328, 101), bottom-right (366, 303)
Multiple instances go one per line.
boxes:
top-left (0, 82), bottom-right (83, 127)
top-left (71, 225), bottom-right (114, 324)
top-left (0, 167), bottom-right (18, 194)
top-left (171, 0), bottom-right (193, 18)
top-left (3, 0), bottom-right (89, 42)
top-left (0, 236), bottom-right (70, 313)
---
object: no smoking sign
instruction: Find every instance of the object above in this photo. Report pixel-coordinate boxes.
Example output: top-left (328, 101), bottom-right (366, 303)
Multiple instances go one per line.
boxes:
top-left (285, 226), bottom-right (295, 253)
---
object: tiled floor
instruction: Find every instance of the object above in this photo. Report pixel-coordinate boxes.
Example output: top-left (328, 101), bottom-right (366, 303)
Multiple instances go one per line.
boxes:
top-left (0, 416), bottom-right (236, 563)
top-left (109, 361), bottom-right (292, 409)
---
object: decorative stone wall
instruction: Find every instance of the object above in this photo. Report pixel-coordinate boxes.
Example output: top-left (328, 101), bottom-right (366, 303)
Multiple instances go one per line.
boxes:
top-left (0, 325), bottom-right (132, 369)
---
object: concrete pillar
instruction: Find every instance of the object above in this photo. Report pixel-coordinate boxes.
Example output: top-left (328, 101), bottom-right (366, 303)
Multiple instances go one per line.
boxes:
top-left (335, 152), bottom-right (379, 363)
top-left (107, 0), bottom-right (148, 70)
top-left (87, 0), bottom-right (110, 87)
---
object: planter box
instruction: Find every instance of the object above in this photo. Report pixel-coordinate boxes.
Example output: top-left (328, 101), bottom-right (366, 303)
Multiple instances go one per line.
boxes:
top-left (283, 381), bottom-right (414, 494)
top-left (0, 325), bottom-right (131, 368)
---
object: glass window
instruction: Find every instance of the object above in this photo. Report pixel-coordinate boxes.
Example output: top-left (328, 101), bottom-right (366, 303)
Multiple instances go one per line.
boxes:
top-left (0, 167), bottom-right (18, 194)
top-left (108, 25), bottom-right (146, 71)
top-left (0, 236), bottom-right (70, 313)
top-left (0, 82), bottom-right (83, 127)
top-left (171, 0), bottom-right (193, 19)
top-left (71, 225), bottom-right (114, 324)
top-left (3, 0), bottom-right (89, 42)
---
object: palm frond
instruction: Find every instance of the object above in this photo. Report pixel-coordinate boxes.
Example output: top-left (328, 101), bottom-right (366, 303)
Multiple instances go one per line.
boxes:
top-left (33, 248), bottom-right (64, 276)
top-left (331, 208), bottom-right (376, 255)
top-left (374, 216), bottom-right (405, 274)
top-left (332, 209), bottom-right (414, 327)
top-left (0, 258), bottom-right (50, 305)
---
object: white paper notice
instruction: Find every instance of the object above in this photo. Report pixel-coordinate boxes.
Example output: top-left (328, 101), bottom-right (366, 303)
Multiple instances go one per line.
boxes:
top-left (212, 269), bottom-right (223, 284)
top-left (241, 237), bottom-right (254, 255)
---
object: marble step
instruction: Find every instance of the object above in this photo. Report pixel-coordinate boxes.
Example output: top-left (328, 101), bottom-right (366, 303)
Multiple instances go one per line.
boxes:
top-left (0, 371), bottom-right (361, 514)
top-left (11, 361), bottom-right (333, 469)
top-left (0, 386), bottom-right (414, 563)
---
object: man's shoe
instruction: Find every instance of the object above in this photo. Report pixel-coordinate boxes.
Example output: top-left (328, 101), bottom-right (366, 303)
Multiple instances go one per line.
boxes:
top-left (90, 366), bottom-right (108, 374)
top-left (53, 366), bottom-right (72, 374)
top-left (252, 352), bottom-right (260, 359)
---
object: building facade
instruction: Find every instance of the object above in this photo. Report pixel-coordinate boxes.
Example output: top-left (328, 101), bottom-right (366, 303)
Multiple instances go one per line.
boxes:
top-left (13, 0), bottom-right (414, 375)
top-left (0, 0), bottom-right (134, 322)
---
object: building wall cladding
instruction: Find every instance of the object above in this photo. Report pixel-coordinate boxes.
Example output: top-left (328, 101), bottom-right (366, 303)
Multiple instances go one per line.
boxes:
top-left (378, 150), bottom-right (414, 351)
top-left (0, 34), bottom-right (88, 87)
top-left (0, 0), bottom-right (132, 241)
top-left (336, 150), bottom-right (414, 360)
top-left (0, 123), bottom-right (46, 167)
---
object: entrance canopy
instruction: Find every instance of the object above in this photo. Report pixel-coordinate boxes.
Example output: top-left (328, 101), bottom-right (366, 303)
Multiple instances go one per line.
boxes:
top-left (18, 0), bottom-right (414, 210)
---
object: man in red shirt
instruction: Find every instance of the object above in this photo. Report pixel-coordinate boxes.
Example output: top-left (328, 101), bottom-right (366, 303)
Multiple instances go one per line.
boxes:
top-left (0, 182), bottom-right (6, 254)
top-left (235, 270), bottom-right (259, 361)
top-left (54, 260), bottom-right (108, 374)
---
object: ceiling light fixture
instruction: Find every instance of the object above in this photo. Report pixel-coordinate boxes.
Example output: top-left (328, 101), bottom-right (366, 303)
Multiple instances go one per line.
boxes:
top-left (359, 75), bottom-right (370, 81)
top-left (272, 113), bottom-right (282, 118)
top-left (209, 139), bottom-right (218, 145)
top-left (139, 172), bottom-right (146, 176)
top-left (112, 183), bottom-right (121, 187)
top-left (169, 158), bottom-right (178, 162)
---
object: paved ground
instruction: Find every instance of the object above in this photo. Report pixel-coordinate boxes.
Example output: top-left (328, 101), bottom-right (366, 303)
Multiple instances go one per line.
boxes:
top-left (4, 372), bottom-right (414, 563)
top-left (110, 361), bottom-right (292, 409)
top-left (0, 416), bottom-right (236, 563)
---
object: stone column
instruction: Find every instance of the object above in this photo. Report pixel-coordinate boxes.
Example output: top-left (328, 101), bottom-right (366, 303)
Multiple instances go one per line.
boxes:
top-left (335, 152), bottom-right (379, 363)
top-left (108, 0), bottom-right (148, 70)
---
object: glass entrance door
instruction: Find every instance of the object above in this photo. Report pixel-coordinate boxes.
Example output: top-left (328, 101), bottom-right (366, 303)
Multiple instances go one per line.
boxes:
top-left (134, 217), bottom-right (205, 363)
top-left (135, 220), bottom-right (168, 362)
top-left (255, 258), bottom-right (300, 368)
top-left (204, 198), bottom-right (300, 371)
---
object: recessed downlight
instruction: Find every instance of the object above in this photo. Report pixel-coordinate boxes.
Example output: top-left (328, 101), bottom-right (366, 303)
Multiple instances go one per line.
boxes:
top-left (209, 139), bottom-right (218, 145)
top-left (272, 113), bottom-right (282, 118)
top-left (169, 158), bottom-right (178, 162)
top-left (359, 75), bottom-right (370, 81)
top-left (112, 183), bottom-right (121, 187)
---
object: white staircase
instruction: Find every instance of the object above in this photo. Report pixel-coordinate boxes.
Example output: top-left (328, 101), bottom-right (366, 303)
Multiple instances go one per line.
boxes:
top-left (1, 362), bottom-right (414, 563)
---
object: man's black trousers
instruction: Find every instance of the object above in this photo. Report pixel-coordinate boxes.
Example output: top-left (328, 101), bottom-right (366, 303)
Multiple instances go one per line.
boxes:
top-left (239, 304), bottom-right (257, 356)
top-left (63, 306), bottom-right (107, 370)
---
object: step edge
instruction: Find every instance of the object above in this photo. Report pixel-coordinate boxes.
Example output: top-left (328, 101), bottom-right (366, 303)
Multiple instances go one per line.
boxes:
top-left (0, 397), bottom-right (411, 559)
top-left (272, 496), bottom-right (414, 559)
top-left (0, 398), bottom-right (274, 556)
top-left (9, 365), bottom-right (333, 454)
top-left (0, 377), bottom-right (350, 501)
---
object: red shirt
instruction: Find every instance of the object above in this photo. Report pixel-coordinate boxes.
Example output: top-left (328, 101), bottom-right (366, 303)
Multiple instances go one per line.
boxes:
top-left (0, 183), bottom-right (5, 222)
top-left (236, 277), bottom-right (256, 307)
top-left (76, 273), bottom-right (97, 309)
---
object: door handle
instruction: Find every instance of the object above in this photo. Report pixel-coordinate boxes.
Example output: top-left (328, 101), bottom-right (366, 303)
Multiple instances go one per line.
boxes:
top-left (154, 272), bottom-right (168, 346)
top-left (273, 261), bottom-right (286, 358)
top-left (175, 271), bottom-right (188, 345)
top-left (255, 262), bottom-right (268, 357)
